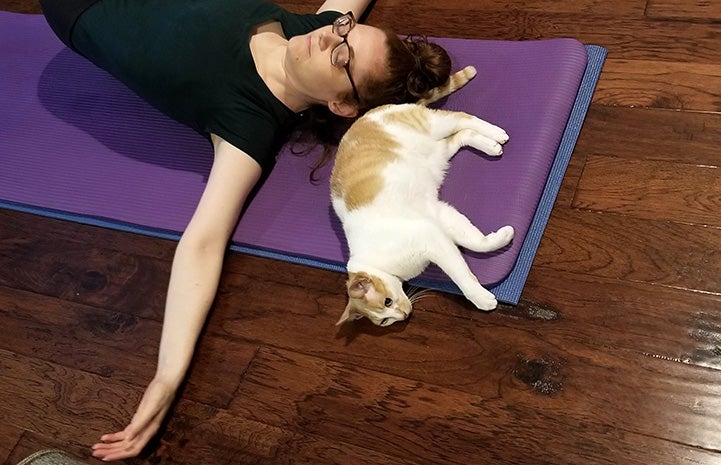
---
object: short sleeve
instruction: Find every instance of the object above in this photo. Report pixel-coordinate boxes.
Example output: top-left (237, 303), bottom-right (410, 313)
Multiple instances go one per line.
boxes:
top-left (280, 10), bottom-right (343, 38)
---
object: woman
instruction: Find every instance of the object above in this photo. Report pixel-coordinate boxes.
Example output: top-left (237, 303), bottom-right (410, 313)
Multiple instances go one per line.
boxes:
top-left (40, 0), bottom-right (451, 460)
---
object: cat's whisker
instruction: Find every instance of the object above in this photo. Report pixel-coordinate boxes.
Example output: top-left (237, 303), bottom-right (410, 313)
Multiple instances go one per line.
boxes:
top-left (409, 289), bottom-right (435, 305)
top-left (410, 297), bottom-right (430, 305)
top-left (405, 284), bottom-right (421, 293)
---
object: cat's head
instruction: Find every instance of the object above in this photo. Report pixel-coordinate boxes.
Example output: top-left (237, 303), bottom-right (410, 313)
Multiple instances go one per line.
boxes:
top-left (336, 271), bottom-right (411, 327)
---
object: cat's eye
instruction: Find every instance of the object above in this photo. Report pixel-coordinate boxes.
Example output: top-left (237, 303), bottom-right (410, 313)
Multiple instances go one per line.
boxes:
top-left (384, 298), bottom-right (393, 307)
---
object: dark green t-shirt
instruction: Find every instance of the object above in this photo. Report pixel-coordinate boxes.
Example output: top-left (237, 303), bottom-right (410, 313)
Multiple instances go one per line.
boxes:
top-left (72, 0), bottom-right (341, 170)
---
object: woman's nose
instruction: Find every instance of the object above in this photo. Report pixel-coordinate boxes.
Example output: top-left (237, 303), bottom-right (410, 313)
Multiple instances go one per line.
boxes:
top-left (320, 30), bottom-right (342, 51)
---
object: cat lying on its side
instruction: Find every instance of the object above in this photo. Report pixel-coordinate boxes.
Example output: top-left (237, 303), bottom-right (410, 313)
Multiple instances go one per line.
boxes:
top-left (331, 66), bottom-right (514, 327)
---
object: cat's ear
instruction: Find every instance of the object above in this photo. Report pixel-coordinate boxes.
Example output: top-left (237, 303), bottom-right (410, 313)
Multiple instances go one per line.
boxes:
top-left (328, 100), bottom-right (358, 119)
top-left (335, 303), bottom-right (356, 326)
top-left (347, 273), bottom-right (372, 299)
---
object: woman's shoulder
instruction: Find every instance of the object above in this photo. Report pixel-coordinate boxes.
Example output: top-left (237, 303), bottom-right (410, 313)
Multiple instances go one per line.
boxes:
top-left (277, 8), bottom-right (341, 38)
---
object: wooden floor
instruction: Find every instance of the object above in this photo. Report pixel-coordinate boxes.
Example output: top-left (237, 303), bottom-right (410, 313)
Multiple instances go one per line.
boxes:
top-left (2, 0), bottom-right (721, 464)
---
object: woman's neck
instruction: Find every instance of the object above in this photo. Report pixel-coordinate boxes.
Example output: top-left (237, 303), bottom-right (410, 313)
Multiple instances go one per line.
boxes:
top-left (249, 22), bottom-right (313, 113)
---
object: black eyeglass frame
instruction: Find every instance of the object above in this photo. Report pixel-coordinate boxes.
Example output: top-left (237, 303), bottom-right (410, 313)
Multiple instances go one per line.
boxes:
top-left (330, 12), bottom-right (361, 104)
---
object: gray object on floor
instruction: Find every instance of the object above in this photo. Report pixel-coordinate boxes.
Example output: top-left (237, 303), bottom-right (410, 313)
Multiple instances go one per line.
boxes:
top-left (16, 450), bottom-right (89, 465)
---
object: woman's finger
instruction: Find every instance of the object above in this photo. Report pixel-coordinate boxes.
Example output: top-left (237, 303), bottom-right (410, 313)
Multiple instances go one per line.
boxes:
top-left (97, 431), bottom-right (126, 443)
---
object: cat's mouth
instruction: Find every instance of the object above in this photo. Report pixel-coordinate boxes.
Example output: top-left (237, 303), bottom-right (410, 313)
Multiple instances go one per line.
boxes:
top-left (379, 310), bottom-right (409, 326)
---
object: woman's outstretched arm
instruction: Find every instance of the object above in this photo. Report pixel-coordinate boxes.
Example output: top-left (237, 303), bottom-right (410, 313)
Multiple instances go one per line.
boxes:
top-left (91, 136), bottom-right (262, 461)
top-left (317, 0), bottom-right (373, 18)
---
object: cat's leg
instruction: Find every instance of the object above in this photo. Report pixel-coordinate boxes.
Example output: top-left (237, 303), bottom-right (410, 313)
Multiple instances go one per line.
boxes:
top-left (437, 202), bottom-right (514, 252)
top-left (427, 239), bottom-right (498, 310)
top-left (429, 109), bottom-right (509, 150)
top-left (445, 128), bottom-right (505, 157)
top-left (463, 115), bottom-right (509, 146)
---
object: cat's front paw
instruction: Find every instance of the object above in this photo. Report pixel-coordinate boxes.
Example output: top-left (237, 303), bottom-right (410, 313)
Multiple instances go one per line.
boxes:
top-left (477, 127), bottom-right (509, 157)
top-left (493, 128), bottom-right (509, 146)
top-left (466, 288), bottom-right (498, 311)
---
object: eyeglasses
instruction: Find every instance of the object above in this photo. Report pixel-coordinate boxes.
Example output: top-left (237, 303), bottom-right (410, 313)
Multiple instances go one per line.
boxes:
top-left (330, 12), bottom-right (361, 104)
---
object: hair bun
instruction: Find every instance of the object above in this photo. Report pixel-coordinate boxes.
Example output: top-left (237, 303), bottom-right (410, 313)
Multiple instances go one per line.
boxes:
top-left (403, 36), bottom-right (452, 99)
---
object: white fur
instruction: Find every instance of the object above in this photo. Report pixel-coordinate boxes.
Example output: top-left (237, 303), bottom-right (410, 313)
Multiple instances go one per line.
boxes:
top-left (332, 103), bottom-right (514, 322)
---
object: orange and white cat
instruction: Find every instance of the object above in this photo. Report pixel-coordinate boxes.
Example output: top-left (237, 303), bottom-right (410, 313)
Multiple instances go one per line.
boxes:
top-left (331, 66), bottom-right (514, 327)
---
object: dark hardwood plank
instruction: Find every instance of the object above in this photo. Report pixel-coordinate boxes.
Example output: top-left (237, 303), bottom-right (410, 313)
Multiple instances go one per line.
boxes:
top-left (373, 10), bottom-right (721, 65)
top-left (1, 0), bottom-right (37, 13)
top-left (594, 59), bottom-right (721, 111)
top-left (282, 0), bottom-right (647, 16)
top-left (0, 209), bottom-right (177, 262)
top-left (520, 268), bottom-right (721, 371)
top-left (646, 0), bottom-right (721, 21)
top-left (574, 105), bottom-right (721, 165)
top-left (0, 234), bottom-right (168, 320)
top-left (230, 346), bottom-right (721, 465)
top-left (0, 285), bottom-right (257, 409)
top-left (0, 348), bottom-right (136, 445)
top-left (155, 400), bottom-right (425, 465)
top-left (572, 155), bottom-right (721, 225)
top-left (534, 207), bottom-right (721, 292)
top-left (0, 424), bottom-right (22, 465)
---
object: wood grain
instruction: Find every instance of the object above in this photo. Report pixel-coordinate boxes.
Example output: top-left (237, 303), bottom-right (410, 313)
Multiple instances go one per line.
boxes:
top-left (574, 105), bottom-right (721, 165)
top-left (594, 59), bottom-right (721, 111)
top-left (0, 235), bottom-right (168, 320)
top-left (2, 0), bottom-right (721, 463)
top-left (230, 347), bottom-right (721, 465)
top-left (0, 424), bottom-right (22, 465)
top-left (0, 285), bottom-right (258, 409)
top-left (646, 0), bottom-right (721, 21)
top-left (534, 207), bottom-right (721, 292)
top-left (573, 155), bottom-right (721, 225)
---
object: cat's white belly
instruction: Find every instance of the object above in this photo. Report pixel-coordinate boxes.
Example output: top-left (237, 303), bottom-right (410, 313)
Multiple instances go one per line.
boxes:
top-left (341, 213), bottom-right (436, 280)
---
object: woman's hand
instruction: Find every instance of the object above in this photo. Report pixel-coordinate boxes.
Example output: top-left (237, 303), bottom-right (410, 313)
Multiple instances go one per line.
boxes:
top-left (91, 378), bottom-right (176, 461)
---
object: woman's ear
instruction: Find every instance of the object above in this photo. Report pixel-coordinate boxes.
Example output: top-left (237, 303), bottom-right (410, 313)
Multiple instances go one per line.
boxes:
top-left (328, 99), bottom-right (358, 118)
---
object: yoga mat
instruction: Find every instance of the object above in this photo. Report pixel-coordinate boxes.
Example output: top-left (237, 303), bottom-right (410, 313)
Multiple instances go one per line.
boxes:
top-left (0, 12), bottom-right (606, 305)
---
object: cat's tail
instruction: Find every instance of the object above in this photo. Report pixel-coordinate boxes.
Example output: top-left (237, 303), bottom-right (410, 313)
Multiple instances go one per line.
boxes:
top-left (416, 65), bottom-right (477, 106)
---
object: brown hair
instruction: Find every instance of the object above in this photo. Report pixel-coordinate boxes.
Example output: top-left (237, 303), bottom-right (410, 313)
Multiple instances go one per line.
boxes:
top-left (291, 31), bottom-right (452, 182)
top-left (361, 32), bottom-right (452, 108)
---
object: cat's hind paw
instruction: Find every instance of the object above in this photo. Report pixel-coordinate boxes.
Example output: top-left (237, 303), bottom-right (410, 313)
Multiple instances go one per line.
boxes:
top-left (494, 225), bottom-right (515, 247)
top-left (466, 288), bottom-right (498, 311)
top-left (471, 225), bottom-right (514, 252)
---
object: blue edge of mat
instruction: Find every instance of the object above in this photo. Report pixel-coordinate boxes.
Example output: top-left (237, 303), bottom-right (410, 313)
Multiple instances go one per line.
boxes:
top-left (1, 45), bottom-right (607, 307)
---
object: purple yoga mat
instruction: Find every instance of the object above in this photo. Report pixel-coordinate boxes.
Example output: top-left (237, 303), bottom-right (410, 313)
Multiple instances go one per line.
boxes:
top-left (0, 12), bottom-right (588, 291)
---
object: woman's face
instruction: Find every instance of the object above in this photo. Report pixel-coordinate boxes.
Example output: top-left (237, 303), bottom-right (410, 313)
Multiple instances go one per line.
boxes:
top-left (285, 23), bottom-right (388, 108)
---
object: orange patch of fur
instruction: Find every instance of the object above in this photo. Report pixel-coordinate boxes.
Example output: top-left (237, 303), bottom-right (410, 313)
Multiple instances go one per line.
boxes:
top-left (331, 117), bottom-right (401, 211)
top-left (417, 65), bottom-right (476, 105)
top-left (332, 66), bottom-right (478, 213)
top-left (383, 105), bottom-right (431, 132)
